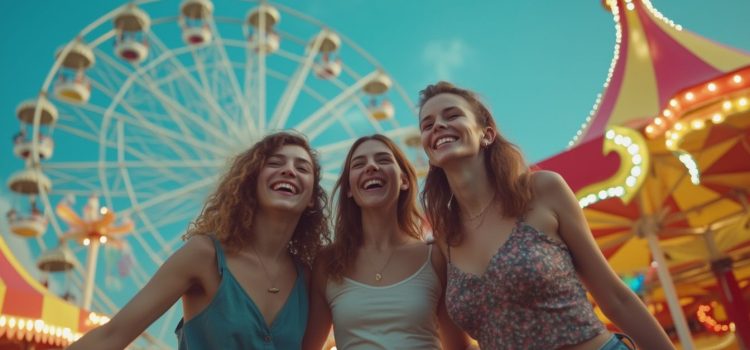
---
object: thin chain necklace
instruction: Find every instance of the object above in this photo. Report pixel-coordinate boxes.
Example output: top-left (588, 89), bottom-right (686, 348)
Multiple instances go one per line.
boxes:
top-left (251, 244), bottom-right (282, 294)
top-left (463, 195), bottom-right (496, 221)
top-left (365, 245), bottom-right (398, 282)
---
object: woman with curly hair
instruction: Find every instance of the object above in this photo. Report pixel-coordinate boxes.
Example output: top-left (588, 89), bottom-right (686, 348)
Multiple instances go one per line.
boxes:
top-left (303, 134), bottom-right (468, 350)
top-left (417, 82), bottom-right (673, 350)
top-left (70, 131), bottom-right (330, 350)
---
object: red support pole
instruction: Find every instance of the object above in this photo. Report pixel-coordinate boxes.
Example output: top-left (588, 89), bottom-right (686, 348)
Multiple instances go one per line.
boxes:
top-left (712, 257), bottom-right (750, 350)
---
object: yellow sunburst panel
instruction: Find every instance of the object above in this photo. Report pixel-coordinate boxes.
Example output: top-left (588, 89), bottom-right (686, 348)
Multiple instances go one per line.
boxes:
top-left (726, 111), bottom-right (750, 128)
top-left (606, 8), bottom-right (661, 128)
top-left (693, 137), bottom-right (740, 170)
top-left (671, 179), bottom-right (742, 227)
top-left (583, 209), bottom-right (634, 227)
top-left (597, 232), bottom-right (632, 250)
top-left (638, 172), bottom-right (674, 215)
top-left (702, 173), bottom-right (750, 189)
top-left (675, 128), bottom-right (712, 153)
top-left (649, 13), bottom-right (750, 71)
top-left (608, 238), bottom-right (650, 274)
top-left (576, 126), bottom-right (651, 207)
top-left (650, 285), bottom-right (707, 302)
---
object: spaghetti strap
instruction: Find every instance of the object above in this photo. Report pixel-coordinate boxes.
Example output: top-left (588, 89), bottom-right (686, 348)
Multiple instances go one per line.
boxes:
top-left (209, 236), bottom-right (227, 277)
top-left (447, 244), bottom-right (452, 263)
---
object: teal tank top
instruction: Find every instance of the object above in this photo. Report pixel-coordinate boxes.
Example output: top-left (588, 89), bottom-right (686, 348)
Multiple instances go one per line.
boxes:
top-left (175, 237), bottom-right (308, 349)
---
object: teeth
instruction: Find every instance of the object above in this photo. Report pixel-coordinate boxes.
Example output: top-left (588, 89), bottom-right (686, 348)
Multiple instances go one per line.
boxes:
top-left (434, 137), bottom-right (456, 148)
top-left (363, 179), bottom-right (383, 189)
top-left (272, 182), bottom-right (297, 194)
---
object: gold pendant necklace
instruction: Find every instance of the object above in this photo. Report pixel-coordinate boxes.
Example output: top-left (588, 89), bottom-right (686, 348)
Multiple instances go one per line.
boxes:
top-left (370, 247), bottom-right (396, 282)
top-left (251, 245), bottom-right (281, 294)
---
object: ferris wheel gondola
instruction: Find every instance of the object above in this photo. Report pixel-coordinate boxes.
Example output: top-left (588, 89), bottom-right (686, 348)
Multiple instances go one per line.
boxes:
top-left (5, 1), bottom-right (420, 347)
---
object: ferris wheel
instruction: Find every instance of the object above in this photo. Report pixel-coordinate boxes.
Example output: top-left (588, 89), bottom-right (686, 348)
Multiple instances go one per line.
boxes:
top-left (5, 0), bottom-right (422, 346)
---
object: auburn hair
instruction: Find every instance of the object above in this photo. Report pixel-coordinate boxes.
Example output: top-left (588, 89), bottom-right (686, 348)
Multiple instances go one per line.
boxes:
top-left (326, 134), bottom-right (422, 282)
top-left (184, 131), bottom-right (330, 267)
top-left (418, 81), bottom-right (533, 246)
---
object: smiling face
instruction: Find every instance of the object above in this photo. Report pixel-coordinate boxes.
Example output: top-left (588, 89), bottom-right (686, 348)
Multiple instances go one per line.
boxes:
top-left (347, 139), bottom-right (409, 210)
top-left (256, 144), bottom-right (315, 214)
top-left (419, 93), bottom-right (494, 167)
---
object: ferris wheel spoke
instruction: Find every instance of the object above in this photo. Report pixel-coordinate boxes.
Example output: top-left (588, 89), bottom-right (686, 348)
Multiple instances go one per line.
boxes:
top-left (255, 13), bottom-right (269, 131)
top-left (44, 167), bottom-right (104, 192)
top-left (310, 69), bottom-right (386, 138)
top-left (119, 176), bottom-right (215, 218)
top-left (143, 31), bottom-right (246, 142)
top-left (294, 71), bottom-right (379, 133)
top-left (76, 89), bottom-right (226, 160)
top-left (124, 225), bottom-right (167, 267)
top-left (112, 121), bottom-right (170, 252)
top-left (89, 77), bottom-right (226, 163)
top-left (204, 19), bottom-right (255, 139)
top-left (307, 100), bottom-right (357, 141)
top-left (188, 49), bottom-right (242, 141)
top-left (269, 34), bottom-right (324, 130)
top-left (95, 48), bottom-right (237, 147)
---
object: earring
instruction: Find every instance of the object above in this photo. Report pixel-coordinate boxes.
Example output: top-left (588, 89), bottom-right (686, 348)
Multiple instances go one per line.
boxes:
top-left (482, 140), bottom-right (489, 148)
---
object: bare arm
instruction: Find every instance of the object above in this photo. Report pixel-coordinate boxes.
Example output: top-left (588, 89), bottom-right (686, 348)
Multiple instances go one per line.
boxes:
top-left (68, 236), bottom-right (214, 350)
top-left (539, 171), bottom-right (673, 349)
top-left (301, 252), bottom-right (333, 350)
top-left (431, 242), bottom-right (471, 350)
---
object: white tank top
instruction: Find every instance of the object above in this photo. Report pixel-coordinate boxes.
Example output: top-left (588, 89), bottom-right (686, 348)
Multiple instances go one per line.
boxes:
top-left (325, 245), bottom-right (442, 350)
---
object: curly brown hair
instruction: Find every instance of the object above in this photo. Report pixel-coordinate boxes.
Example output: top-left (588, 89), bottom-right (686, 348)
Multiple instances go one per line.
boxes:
top-left (418, 81), bottom-right (533, 246)
top-left (326, 134), bottom-right (423, 282)
top-left (184, 131), bottom-right (330, 267)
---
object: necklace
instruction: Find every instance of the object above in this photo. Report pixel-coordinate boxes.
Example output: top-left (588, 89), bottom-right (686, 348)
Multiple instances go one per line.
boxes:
top-left (367, 246), bottom-right (397, 282)
top-left (251, 245), bottom-right (281, 294)
top-left (463, 196), bottom-right (495, 221)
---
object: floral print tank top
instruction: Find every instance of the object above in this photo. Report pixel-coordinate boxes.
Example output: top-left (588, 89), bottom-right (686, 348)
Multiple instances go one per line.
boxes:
top-left (446, 219), bottom-right (606, 349)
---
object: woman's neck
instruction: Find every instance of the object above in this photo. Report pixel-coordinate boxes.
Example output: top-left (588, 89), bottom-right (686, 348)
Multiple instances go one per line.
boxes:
top-left (247, 209), bottom-right (300, 260)
top-left (443, 156), bottom-right (497, 217)
top-left (360, 206), bottom-right (408, 250)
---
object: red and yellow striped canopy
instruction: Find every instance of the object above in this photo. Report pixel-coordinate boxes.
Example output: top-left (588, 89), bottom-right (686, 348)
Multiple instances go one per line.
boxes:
top-left (578, 0), bottom-right (750, 144)
top-left (0, 235), bottom-right (106, 348)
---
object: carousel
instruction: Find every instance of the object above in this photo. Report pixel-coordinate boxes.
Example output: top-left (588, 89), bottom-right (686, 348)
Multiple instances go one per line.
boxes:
top-left (538, 0), bottom-right (750, 349)
top-left (0, 234), bottom-right (108, 349)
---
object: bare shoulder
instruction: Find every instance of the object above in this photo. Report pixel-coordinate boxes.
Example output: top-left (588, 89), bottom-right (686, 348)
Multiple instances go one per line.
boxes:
top-left (531, 170), bottom-right (567, 193)
top-left (180, 234), bottom-right (217, 259)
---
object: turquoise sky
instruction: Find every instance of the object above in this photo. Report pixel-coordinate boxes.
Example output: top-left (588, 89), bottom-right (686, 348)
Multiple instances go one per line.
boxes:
top-left (1, 1), bottom-right (749, 347)
top-left (1, 1), bottom-right (749, 166)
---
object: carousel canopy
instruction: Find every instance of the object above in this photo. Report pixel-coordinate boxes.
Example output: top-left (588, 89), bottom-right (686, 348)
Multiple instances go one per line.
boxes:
top-left (0, 234), bottom-right (106, 348)
top-left (574, 0), bottom-right (750, 145)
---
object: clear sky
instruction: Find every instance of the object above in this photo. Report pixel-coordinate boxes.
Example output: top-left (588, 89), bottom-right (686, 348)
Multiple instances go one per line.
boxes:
top-left (1, 0), bottom-right (749, 347)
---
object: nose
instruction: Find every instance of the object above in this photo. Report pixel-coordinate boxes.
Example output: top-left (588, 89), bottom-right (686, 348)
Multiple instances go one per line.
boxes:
top-left (434, 117), bottom-right (447, 130)
top-left (364, 159), bottom-right (380, 173)
top-left (280, 162), bottom-right (297, 177)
